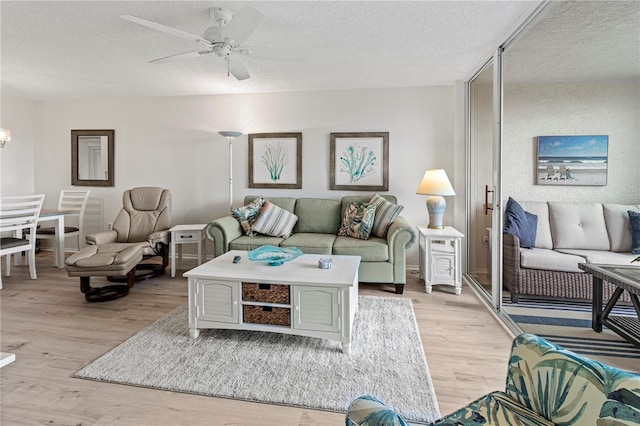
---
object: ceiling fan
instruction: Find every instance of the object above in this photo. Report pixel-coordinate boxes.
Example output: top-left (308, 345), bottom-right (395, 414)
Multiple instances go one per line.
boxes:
top-left (122, 6), bottom-right (267, 81)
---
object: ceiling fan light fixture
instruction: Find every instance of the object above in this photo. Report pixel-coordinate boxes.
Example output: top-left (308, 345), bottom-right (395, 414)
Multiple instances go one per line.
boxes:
top-left (203, 26), bottom-right (223, 43)
top-left (213, 44), bottom-right (232, 58)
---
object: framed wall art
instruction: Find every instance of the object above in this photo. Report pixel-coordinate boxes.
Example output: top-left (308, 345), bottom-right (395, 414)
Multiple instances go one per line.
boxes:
top-left (248, 132), bottom-right (302, 189)
top-left (330, 132), bottom-right (389, 191)
top-left (536, 135), bottom-right (608, 186)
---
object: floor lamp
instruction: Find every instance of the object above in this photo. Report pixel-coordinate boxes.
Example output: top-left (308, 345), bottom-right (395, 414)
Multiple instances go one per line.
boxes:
top-left (218, 131), bottom-right (243, 212)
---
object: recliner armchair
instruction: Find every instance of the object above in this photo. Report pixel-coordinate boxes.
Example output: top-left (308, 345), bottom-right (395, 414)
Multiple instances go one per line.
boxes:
top-left (86, 187), bottom-right (171, 280)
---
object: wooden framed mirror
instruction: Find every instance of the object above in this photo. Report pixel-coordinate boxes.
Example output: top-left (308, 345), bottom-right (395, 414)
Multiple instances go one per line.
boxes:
top-left (71, 129), bottom-right (114, 187)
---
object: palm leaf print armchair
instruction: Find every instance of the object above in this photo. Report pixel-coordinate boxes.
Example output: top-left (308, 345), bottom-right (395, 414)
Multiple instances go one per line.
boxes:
top-left (346, 333), bottom-right (640, 425)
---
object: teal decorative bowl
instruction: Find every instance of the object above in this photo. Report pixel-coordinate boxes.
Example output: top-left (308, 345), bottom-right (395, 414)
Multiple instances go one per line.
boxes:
top-left (247, 245), bottom-right (303, 266)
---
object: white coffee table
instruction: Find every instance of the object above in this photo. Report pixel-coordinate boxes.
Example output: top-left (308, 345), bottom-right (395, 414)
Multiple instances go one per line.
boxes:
top-left (184, 250), bottom-right (360, 353)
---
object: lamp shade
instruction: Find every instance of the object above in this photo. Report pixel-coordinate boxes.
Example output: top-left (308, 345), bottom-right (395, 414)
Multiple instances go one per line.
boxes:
top-left (218, 131), bottom-right (242, 138)
top-left (416, 169), bottom-right (455, 196)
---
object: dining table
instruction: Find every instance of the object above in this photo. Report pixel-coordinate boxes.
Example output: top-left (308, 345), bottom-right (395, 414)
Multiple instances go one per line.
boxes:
top-left (14, 208), bottom-right (75, 269)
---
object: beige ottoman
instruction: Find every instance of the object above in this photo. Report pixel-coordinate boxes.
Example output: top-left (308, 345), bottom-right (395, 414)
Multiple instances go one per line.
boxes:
top-left (65, 243), bottom-right (144, 302)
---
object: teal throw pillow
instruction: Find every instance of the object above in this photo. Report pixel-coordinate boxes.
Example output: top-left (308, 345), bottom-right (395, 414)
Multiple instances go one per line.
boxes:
top-left (338, 202), bottom-right (375, 240)
top-left (629, 210), bottom-right (640, 254)
top-left (231, 196), bottom-right (265, 236)
top-left (369, 193), bottom-right (404, 238)
top-left (504, 197), bottom-right (538, 249)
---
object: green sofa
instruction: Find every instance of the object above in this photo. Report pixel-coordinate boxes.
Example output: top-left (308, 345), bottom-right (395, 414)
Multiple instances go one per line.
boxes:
top-left (205, 195), bottom-right (416, 294)
top-left (346, 333), bottom-right (640, 425)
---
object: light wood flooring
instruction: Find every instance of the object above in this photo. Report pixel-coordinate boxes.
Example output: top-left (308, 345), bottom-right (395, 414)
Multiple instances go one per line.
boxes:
top-left (1, 252), bottom-right (514, 425)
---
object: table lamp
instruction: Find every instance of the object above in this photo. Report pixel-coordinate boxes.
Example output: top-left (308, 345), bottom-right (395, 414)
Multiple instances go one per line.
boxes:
top-left (416, 169), bottom-right (455, 229)
top-left (219, 131), bottom-right (243, 212)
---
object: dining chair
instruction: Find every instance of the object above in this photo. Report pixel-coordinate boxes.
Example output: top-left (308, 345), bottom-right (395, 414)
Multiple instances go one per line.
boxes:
top-left (36, 190), bottom-right (90, 265)
top-left (0, 194), bottom-right (45, 289)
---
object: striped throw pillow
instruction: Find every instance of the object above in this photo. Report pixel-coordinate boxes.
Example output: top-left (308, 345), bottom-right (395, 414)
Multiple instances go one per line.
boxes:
top-left (369, 194), bottom-right (404, 238)
top-left (251, 201), bottom-right (299, 238)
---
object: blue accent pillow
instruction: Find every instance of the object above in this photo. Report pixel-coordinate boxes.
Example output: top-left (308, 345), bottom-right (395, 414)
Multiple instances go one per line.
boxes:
top-left (503, 197), bottom-right (538, 249)
top-left (629, 210), bottom-right (640, 254)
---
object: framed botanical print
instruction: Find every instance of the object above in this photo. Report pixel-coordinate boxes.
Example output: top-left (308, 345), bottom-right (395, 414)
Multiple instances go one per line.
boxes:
top-left (248, 133), bottom-right (302, 189)
top-left (330, 132), bottom-right (389, 191)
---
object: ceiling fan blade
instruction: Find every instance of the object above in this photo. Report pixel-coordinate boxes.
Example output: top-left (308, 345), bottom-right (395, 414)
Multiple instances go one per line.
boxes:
top-left (222, 6), bottom-right (265, 44)
top-left (150, 51), bottom-right (211, 64)
top-left (236, 46), bottom-right (305, 62)
top-left (227, 58), bottom-right (250, 81)
top-left (122, 14), bottom-right (212, 47)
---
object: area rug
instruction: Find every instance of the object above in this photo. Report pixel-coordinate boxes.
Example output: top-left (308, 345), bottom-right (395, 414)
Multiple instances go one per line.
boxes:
top-left (503, 296), bottom-right (640, 372)
top-left (74, 296), bottom-right (440, 423)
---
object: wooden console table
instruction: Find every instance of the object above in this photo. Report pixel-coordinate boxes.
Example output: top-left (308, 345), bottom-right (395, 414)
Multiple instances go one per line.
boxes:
top-left (579, 263), bottom-right (640, 348)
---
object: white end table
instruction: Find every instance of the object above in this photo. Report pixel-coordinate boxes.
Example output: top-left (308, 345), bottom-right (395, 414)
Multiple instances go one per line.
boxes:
top-left (170, 224), bottom-right (207, 277)
top-left (417, 226), bottom-right (465, 295)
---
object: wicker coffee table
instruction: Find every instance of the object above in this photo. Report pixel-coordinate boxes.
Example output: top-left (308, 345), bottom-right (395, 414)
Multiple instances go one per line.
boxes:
top-left (183, 250), bottom-right (360, 353)
top-left (579, 263), bottom-right (640, 348)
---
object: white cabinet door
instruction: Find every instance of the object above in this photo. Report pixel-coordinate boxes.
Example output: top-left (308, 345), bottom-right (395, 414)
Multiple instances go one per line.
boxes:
top-left (293, 286), bottom-right (339, 332)
top-left (197, 280), bottom-right (239, 323)
top-left (431, 254), bottom-right (455, 283)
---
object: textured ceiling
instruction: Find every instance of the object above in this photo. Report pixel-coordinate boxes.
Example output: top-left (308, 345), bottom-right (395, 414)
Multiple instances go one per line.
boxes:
top-left (1, 1), bottom-right (539, 101)
top-left (2, 1), bottom-right (637, 102)
top-left (504, 0), bottom-right (640, 84)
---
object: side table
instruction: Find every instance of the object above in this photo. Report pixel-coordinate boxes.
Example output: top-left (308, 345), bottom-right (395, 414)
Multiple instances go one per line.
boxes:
top-left (170, 224), bottom-right (207, 278)
top-left (417, 226), bottom-right (465, 295)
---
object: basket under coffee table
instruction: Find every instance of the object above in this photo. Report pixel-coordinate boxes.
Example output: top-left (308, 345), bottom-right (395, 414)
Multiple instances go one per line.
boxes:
top-left (183, 250), bottom-right (361, 353)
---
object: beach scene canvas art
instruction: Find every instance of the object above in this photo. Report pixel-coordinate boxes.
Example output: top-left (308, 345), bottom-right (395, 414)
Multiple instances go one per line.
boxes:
top-left (537, 135), bottom-right (608, 186)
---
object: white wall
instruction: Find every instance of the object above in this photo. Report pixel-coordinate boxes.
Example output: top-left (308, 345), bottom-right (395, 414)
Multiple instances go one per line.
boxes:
top-left (1, 94), bottom-right (36, 195)
top-left (503, 80), bottom-right (640, 203)
top-left (27, 86), bottom-right (455, 266)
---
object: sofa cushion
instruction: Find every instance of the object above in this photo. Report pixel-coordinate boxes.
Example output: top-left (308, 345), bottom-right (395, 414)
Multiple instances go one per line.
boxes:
top-left (333, 235), bottom-right (388, 261)
top-left (549, 202), bottom-right (610, 250)
top-left (504, 197), bottom-right (538, 249)
top-left (520, 248), bottom-right (585, 273)
top-left (602, 204), bottom-right (640, 252)
top-left (292, 198), bottom-right (341, 234)
top-left (555, 249), bottom-right (639, 265)
top-left (231, 196), bottom-right (265, 236)
top-left (369, 193), bottom-right (404, 238)
top-left (280, 233), bottom-right (335, 255)
top-left (229, 235), bottom-right (284, 252)
top-left (338, 202), bottom-right (376, 240)
top-left (519, 201), bottom-right (553, 249)
top-left (629, 210), bottom-right (640, 254)
top-left (252, 201), bottom-right (299, 238)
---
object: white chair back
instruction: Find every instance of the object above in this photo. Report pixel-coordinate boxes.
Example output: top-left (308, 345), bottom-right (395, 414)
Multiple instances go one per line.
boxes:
top-left (57, 189), bottom-right (91, 240)
top-left (0, 194), bottom-right (45, 287)
top-left (36, 190), bottom-right (91, 259)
